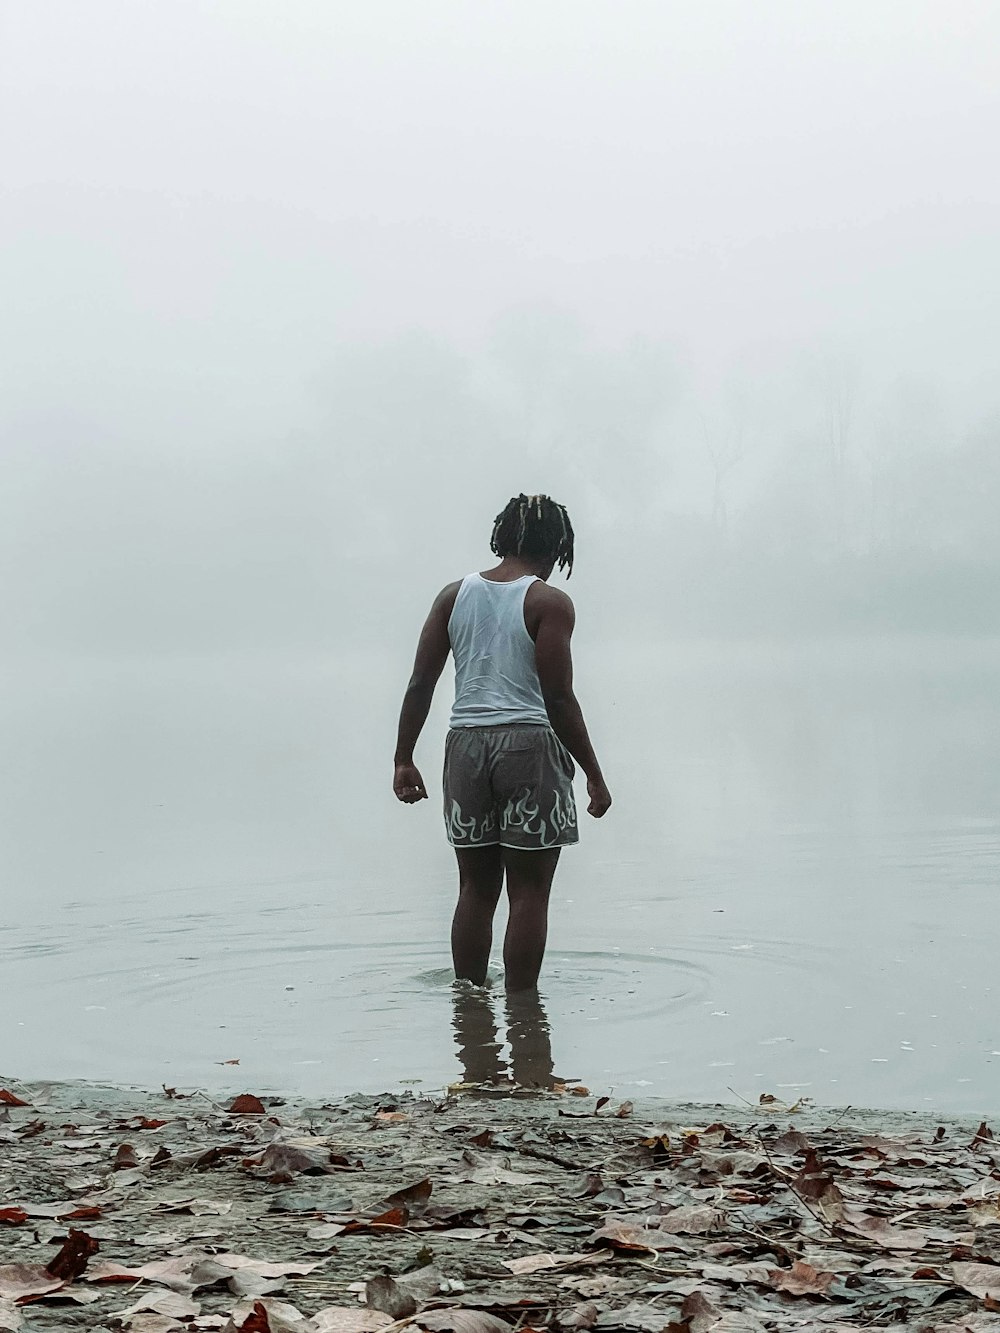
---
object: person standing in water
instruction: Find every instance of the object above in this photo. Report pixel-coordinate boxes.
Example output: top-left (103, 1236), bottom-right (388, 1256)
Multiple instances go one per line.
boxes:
top-left (393, 494), bottom-right (612, 992)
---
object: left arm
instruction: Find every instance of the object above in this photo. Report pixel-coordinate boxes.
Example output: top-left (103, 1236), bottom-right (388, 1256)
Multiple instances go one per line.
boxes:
top-left (393, 582), bottom-right (458, 803)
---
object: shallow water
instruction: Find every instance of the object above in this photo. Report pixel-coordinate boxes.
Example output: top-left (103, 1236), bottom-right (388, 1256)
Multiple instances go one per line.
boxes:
top-left (4, 638), bottom-right (1000, 1112)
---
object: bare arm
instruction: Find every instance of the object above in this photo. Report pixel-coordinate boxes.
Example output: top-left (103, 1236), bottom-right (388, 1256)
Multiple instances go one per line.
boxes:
top-left (393, 583), bottom-right (457, 802)
top-left (534, 591), bottom-right (611, 817)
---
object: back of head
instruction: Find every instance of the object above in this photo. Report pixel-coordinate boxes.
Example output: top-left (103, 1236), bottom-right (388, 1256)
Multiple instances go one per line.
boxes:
top-left (490, 494), bottom-right (574, 577)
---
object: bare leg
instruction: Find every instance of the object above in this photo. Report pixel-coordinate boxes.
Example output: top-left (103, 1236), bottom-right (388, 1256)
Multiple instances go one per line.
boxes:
top-left (451, 845), bottom-right (503, 985)
top-left (501, 847), bottom-right (560, 992)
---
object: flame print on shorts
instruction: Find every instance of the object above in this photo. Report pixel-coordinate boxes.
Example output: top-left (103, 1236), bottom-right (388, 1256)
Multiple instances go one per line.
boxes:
top-left (446, 799), bottom-right (497, 845)
top-left (501, 786), bottom-right (578, 847)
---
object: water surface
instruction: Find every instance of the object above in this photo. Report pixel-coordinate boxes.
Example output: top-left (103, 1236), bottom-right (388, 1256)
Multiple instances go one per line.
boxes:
top-left (4, 638), bottom-right (999, 1112)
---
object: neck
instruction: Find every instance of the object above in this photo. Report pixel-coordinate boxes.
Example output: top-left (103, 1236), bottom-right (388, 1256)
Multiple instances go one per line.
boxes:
top-left (492, 555), bottom-right (551, 581)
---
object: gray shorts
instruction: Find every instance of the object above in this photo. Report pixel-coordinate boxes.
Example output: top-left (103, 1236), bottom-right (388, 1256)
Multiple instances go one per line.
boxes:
top-left (443, 724), bottom-right (579, 851)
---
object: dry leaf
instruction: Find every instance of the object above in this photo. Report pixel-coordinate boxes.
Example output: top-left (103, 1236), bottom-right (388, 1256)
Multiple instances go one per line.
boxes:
top-left (381, 1178), bottom-right (432, 1215)
top-left (503, 1250), bottom-right (614, 1276)
top-left (230, 1095), bottom-right (267, 1116)
top-left (587, 1219), bottom-right (674, 1254)
top-left (224, 1298), bottom-right (312, 1332)
top-left (841, 1213), bottom-right (929, 1250)
top-left (952, 1262), bottom-right (1000, 1300)
top-left (0, 1265), bottom-right (66, 1302)
top-left (46, 1227), bottom-right (100, 1280)
top-left (123, 1317), bottom-right (186, 1333)
top-left (312, 1309), bottom-right (393, 1333)
top-left (664, 1289), bottom-right (723, 1333)
top-left (417, 1313), bottom-right (511, 1333)
top-left (115, 1291), bottom-right (202, 1319)
top-left (766, 1260), bottom-right (835, 1296)
top-left (0, 1298), bottom-right (22, 1332)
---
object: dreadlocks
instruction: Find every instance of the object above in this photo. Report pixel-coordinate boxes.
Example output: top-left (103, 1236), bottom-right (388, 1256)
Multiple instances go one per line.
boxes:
top-left (490, 494), bottom-right (575, 577)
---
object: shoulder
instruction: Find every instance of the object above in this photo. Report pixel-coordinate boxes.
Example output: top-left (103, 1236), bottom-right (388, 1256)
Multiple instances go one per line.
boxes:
top-left (526, 581), bottom-right (574, 613)
top-left (430, 579), bottom-right (463, 619)
top-left (524, 580), bottom-right (574, 637)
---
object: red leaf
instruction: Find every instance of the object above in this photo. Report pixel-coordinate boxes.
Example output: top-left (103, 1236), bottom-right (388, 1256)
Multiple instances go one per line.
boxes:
top-left (113, 1143), bottom-right (139, 1170)
top-left (0, 1209), bottom-right (28, 1226)
top-left (0, 1090), bottom-right (28, 1107)
top-left (237, 1300), bottom-right (272, 1331)
top-left (45, 1229), bottom-right (100, 1281)
top-left (230, 1094), bottom-right (267, 1115)
top-left (133, 1116), bottom-right (168, 1130)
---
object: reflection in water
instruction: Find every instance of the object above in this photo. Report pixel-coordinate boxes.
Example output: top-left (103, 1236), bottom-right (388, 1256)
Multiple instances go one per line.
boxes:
top-left (451, 983), bottom-right (555, 1089)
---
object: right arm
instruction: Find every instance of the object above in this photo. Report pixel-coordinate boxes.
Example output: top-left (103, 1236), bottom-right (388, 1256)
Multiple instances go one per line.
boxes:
top-left (534, 591), bottom-right (612, 818)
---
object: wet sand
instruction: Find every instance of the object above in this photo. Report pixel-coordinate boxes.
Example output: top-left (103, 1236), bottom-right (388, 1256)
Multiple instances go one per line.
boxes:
top-left (1, 1076), bottom-right (998, 1332)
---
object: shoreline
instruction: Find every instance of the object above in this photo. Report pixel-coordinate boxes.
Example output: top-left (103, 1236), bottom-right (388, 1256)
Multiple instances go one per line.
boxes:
top-left (2, 1077), bottom-right (999, 1331)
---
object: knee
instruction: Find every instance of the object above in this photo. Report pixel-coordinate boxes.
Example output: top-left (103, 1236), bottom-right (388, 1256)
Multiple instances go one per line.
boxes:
top-left (458, 877), bottom-right (502, 904)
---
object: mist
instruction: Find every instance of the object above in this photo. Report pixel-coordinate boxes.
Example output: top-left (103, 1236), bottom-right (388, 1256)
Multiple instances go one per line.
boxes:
top-left (3, 1), bottom-right (1000, 654)
top-left (3, 3), bottom-right (1000, 1108)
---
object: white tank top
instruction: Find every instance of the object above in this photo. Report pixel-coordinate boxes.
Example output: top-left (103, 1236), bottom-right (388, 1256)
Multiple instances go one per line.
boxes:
top-left (448, 573), bottom-right (550, 728)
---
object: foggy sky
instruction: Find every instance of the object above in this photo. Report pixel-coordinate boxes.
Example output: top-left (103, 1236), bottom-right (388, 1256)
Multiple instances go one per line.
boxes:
top-left (3, 2), bottom-right (1000, 651)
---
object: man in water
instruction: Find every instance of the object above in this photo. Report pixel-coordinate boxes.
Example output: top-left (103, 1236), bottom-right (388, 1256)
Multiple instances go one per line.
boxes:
top-left (393, 494), bottom-right (612, 992)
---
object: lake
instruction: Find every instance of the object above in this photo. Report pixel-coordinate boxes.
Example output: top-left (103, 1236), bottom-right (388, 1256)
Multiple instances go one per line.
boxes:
top-left (4, 637), bottom-right (999, 1113)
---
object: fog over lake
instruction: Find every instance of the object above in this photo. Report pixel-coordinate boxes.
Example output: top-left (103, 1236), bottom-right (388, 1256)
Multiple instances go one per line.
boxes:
top-left (3, 2), bottom-right (1000, 1112)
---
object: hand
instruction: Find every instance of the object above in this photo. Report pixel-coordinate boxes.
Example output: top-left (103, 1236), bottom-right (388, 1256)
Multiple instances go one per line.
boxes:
top-left (586, 775), bottom-right (612, 818)
top-left (394, 762), bottom-right (428, 804)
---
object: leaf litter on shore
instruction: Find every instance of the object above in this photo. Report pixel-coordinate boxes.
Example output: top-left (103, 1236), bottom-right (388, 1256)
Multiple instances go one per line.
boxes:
top-left (2, 1084), bottom-right (1000, 1329)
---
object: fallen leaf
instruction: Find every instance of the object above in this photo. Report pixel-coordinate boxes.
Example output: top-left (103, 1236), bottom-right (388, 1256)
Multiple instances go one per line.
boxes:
top-left (122, 1318), bottom-right (186, 1333)
top-left (664, 1288), bottom-right (723, 1333)
top-left (791, 1149), bottom-right (844, 1222)
top-left (766, 1260), bottom-right (835, 1296)
top-left (0, 1297), bottom-right (22, 1331)
top-left (772, 1129), bottom-right (811, 1155)
top-left (587, 1220), bottom-right (675, 1254)
top-left (382, 1178), bottom-right (433, 1215)
top-left (616, 1101), bottom-right (634, 1118)
top-left (0, 1266), bottom-right (66, 1302)
top-left (88, 1257), bottom-right (198, 1290)
top-left (154, 1197), bottom-right (233, 1217)
top-left (557, 1302), bottom-right (598, 1331)
top-left (230, 1095), bottom-right (267, 1116)
top-left (952, 1261), bottom-right (1000, 1300)
top-left (342, 1207), bottom-right (408, 1233)
top-left (699, 1263), bottom-right (774, 1287)
top-left (659, 1205), bottom-right (724, 1235)
top-left (365, 1276), bottom-right (416, 1319)
top-left (252, 1143), bottom-right (339, 1177)
top-left (0, 1212), bottom-right (27, 1227)
top-left (0, 1092), bottom-right (28, 1107)
top-left (114, 1143), bottom-right (141, 1170)
top-left (452, 1154), bottom-right (544, 1187)
top-left (114, 1291), bottom-right (202, 1319)
top-left (45, 1228), bottom-right (100, 1281)
top-left (312, 1308), bottom-right (393, 1333)
top-left (840, 1212), bottom-right (929, 1249)
top-left (223, 1298), bottom-right (314, 1332)
top-left (503, 1250), bottom-right (614, 1275)
top-left (417, 1312), bottom-right (511, 1333)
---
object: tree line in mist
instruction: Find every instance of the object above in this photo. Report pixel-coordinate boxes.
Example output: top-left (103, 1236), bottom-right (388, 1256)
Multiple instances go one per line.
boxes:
top-left (6, 310), bottom-right (998, 653)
